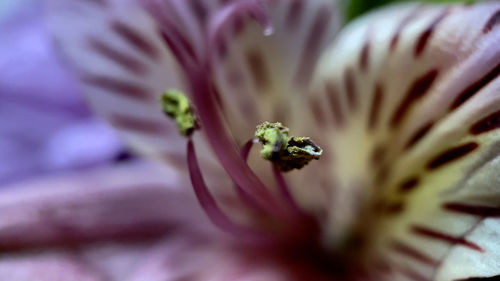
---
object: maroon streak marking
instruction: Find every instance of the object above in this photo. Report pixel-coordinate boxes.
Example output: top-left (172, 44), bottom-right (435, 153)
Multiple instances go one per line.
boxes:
top-left (111, 21), bottom-right (160, 60)
top-left (385, 202), bottom-right (405, 215)
top-left (370, 144), bottom-right (386, 165)
top-left (159, 22), bottom-right (197, 68)
top-left (484, 10), bottom-right (500, 34)
top-left (390, 34), bottom-right (400, 52)
top-left (344, 68), bottom-right (358, 110)
top-left (309, 98), bottom-right (327, 127)
top-left (390, 8), bottom-right (420, 51)
top-left (415, 10), bottom-right (448, 57)
top-left (398, 177), bottom-right (420, 193)
top-left (188, 0), bottom-right (208, 24)
top-left (368, 83), bottom-right (384, 129)
top-left (412, 226), bottom-right (483, 251)
top-left (167, 29), bottom-right (196, 61)
top-left (391, 70), bottom-right (439, 128)
top-left (215, 37), bottom-right (228, 59)
top-left (160, 30), bottom-right (187, 67)
top-left (88, 37), bottom-right (147, 75)
top-left (108, 114), bottom-right (167, 135)
top-left (391, 241), bottom-right (440, 266)
top-left (246, 50), bottom-right (271, 91)
top-left (470, 110), bottom-right (500, 135)
top-left (231, 16), bottom-right (244, 36)
top-left (294, 6), bottom-right (331, 85)
top-left (426, 142), bottom-right (478, 169)
top-left (405, 122), bottom-right (434, 149)
top-left (375, 164), bottom-right (389, 185)
top-left (444, 203), bottom-right (500, 217)
top-left (325, 82), bottom-right (344, 127)
top-left (398, 266), bottom-right (432, 281)
top-left (286, 0), bottom-right (304, 30)
top-left (82, 75), bottom-right (152, 101)
top-left (451, 60), bottom-right (500, 110)
top-left (359, 41), bottom-right (370, 71)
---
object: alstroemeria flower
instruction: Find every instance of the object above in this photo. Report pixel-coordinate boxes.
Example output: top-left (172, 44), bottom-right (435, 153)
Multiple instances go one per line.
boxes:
top-left (44, 0), bottom-right (500, 280)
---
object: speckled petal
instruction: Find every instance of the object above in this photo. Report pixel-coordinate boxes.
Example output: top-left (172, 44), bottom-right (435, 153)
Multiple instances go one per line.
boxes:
top-left (312, 3), bottom-right (500, 280)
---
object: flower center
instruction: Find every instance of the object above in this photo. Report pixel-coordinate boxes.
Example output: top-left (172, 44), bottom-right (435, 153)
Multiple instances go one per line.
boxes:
top-left (160, 90), bottom-right (324, 238)
top-left (160, 86), bottom-right (365, 280)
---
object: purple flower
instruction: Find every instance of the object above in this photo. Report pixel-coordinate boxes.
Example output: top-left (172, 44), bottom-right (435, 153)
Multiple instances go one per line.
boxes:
top-left (2, 0), bottom-right (500, 280)
top-left (0, 0), bottom-right (124, 185)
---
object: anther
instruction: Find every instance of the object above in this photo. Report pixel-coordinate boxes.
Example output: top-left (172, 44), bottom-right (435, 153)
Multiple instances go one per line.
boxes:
top-left (161, 89), bottom-right (199, 136)
top-left (255, 121), bottom-right (323, 172)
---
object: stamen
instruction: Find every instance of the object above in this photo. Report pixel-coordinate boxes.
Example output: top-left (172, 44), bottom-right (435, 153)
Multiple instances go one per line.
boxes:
top-left (237, 138), bottom-right (306, 216)
top-left (255, 121), bottom-right (323, 172)
top-left (272, 164), bottom-right (302, 213)
top-left (161, 90), bottom-right (199, 136)
top-left (187, 139), bottom-right (269, 240)
top-left (234, 138), bottom-right (263, 210)
top-left (241, 137), bottom-right (259, 160)
top-left (187, 71), bottom-right (291, 220)
top-left (151, 0), bottom-right (291, 220)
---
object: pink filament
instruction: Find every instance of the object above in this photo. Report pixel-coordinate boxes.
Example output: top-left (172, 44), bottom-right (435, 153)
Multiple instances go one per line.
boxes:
top-left (187, 139), bottom-right (267, 239)
top-left (148, 0), bottom-right (292, 220)
top-left (241, 138), bottom-right (258, 160)
top-left (234, 138), bottom-right (264, 210)
top-left (272, 164), bottom-right (303, 215)
top-left (187, 70), bottom-right (292, 221)
top-left (189, 0), bottom-right (292, 218)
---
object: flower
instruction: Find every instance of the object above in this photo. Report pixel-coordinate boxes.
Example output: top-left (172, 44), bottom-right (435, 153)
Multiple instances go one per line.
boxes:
top-left (6, 0), bottom-right (498, 280)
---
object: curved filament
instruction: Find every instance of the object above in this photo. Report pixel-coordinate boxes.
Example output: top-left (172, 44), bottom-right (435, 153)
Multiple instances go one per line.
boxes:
top-left (187, 139), bottom-right (270, 241)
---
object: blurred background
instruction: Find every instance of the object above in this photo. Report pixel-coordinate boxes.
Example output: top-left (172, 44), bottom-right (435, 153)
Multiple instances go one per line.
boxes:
top-left (0, 0), bottom-right (125, 186)
top-left (0, 0), bottom-right (474, 187)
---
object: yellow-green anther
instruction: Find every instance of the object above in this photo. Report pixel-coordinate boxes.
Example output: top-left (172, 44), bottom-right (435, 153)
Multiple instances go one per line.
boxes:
top-left (161, 89), bottom-right (198, 137)
top-left (255, 122), bottom-right (322, 172)
top-left (255, 122), bottom-right (289, 159)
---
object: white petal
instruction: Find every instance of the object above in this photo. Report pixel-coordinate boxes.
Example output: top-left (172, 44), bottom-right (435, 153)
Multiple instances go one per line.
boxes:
top-left (44, 0), bottom-right (213, 167)
top-left (211, 0), bottom-right (343, 143)
top-left (200, 0), bottom-right (343, 216)
top-left (437, 219), bottom-right (500, 281)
